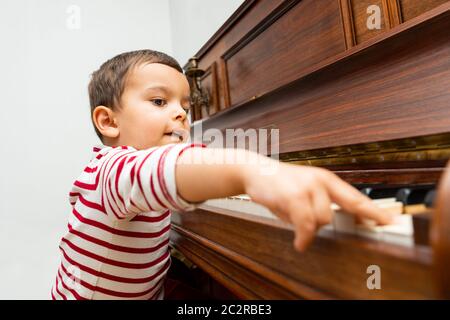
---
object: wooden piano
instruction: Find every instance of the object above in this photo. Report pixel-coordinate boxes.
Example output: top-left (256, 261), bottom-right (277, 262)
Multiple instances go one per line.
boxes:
top-left (168, 0), bottom-right (450, 299)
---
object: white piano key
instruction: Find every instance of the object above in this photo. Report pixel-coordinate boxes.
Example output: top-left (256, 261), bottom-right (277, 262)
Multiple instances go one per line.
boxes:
top-left (317, 223), bottom-right (335, 236)
top-left (380, 214), bottom-right (414, 246)
top-left (205, 195), bottom-right (413, 246)
top-left (355, 213), bottom-right (413, 246)
top-left (355, 225), bottom-right (384, 241)
top-left (205, 197), bottom-right (277, 219)
top-left (372, 197), bottom-right (397, 203)
top-left (333, 211), bottom-right (356, 234)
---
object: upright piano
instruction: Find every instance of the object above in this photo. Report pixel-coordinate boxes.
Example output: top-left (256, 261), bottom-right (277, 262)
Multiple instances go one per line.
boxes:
top-left (169, 0), bottom-right (450, 299)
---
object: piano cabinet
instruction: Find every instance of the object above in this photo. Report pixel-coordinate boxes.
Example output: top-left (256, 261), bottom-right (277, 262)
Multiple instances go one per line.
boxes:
top-left (172, 0), bottom-right (450, 299)
top-left (185, 0), bottom-right (450, 122)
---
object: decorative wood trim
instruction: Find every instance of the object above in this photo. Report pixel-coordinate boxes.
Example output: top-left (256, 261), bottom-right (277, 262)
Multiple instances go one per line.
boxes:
top-left (222, 0), bottom-right (301, 61)
top-left (381, 0), bottom-right (392, 29)
top-left (184, 0), bottom-right (258, 68)
top-left (200, 62), bottom-right (219, 116)
top-left (387, 0), bottom-right (403, 26)
top-left (338, 0), bottom-right (356, 49)
top-left (219, 58), bottom-right (231, 109)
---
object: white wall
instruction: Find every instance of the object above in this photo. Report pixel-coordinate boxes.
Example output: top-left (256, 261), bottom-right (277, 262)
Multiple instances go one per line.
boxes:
top-left (0, 0), bottom-right (243, 300)
top-left (0, 0), bottom-right (175, 299)
top-left (169, 0), bottom-right (244, 65)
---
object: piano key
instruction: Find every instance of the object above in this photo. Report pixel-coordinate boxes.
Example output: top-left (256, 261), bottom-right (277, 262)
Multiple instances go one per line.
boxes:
top-left (231, 194), bottom-right (251, 201)
top-left (204, 197), bottom-right (276, 219)
top-left (403, 204), bottom-right (428, 214)
top-left (356, 214), bottom-right (414, 247)
top-left (395, 186), bottom-right (434, 205)
top-left (317, 223), bottom-right (335, 237)
top-left (360, 187), bottom-right (401, 199)
top-left (424, 189), bottom-right (436, 208)
top-left (333, 211), bottom-right (356, 234)
top-left (332, 198), bottom-right (402, 215)
top-left (205, 195), bottom-right (416, 246)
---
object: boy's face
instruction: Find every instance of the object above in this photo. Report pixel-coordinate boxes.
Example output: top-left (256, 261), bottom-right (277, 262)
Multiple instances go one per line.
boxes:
top-left (109, 62), bottom-right (191, 150)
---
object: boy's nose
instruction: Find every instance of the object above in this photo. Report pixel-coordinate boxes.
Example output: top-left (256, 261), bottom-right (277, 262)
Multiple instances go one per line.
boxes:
top-left (173, 105), bottom-right (187, 121)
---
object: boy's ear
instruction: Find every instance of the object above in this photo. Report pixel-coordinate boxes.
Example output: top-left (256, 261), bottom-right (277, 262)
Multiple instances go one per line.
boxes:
top-left (92, 106), bottom-right (119, 139)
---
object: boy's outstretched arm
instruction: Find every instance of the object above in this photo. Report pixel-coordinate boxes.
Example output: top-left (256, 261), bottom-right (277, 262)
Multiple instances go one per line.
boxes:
top-left (176, 147), bottom-right (393, 252)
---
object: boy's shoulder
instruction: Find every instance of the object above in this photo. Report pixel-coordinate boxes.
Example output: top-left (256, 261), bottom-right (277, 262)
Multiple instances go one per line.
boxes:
top-left (90, 144), bottom-right (137, 160)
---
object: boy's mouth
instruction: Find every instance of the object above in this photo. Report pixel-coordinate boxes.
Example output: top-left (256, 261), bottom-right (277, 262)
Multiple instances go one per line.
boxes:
top-left (164, 129), bottom-right (188, 142)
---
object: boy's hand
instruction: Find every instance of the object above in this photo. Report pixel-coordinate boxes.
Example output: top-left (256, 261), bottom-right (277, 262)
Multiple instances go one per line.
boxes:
top-left (243, 162), bottom-right (394, 252)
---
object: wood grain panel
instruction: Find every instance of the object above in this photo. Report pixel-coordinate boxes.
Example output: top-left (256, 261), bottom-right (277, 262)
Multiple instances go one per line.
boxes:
top-left (350, 0), bottom-right (389, 44)
top-left (387, 0), bottom-right (402, 26)
top-left (334, 168), bottom-right (444, 185)
top-left (339, 0), bottom-right (357, 49)
top-left (199, 62), bottom-right (219, 119)
top-left (224, 0), bottom-right (346, 106)
top-left (193, 0), bottom-right (283, 112)
top-left (399, 0), bottom-right (449, 21)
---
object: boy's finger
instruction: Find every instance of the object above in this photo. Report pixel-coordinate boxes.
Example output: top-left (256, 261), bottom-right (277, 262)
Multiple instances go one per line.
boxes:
top-left (323, 174), bottom-right (393, 225)
top-left (311, 188), bottom-right (333, 226)
top-left (287, 199), bottom-right (316, 251)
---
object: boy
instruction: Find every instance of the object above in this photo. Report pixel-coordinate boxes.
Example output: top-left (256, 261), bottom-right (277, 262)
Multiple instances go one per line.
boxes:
top-left (51, 49), bottom-right (391, 300)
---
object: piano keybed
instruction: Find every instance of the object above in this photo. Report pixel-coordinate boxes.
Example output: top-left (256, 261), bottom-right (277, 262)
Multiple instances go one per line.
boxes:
top-left (201, 186), bottom-right (434, 248)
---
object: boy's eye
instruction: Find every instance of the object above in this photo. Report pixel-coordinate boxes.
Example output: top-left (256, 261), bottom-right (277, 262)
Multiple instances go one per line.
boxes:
top-left (150, 98), bottom-right (166, 106)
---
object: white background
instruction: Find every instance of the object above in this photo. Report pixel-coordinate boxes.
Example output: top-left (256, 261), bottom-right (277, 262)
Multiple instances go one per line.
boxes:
top-left (0, 0), bottom-right (243, 299)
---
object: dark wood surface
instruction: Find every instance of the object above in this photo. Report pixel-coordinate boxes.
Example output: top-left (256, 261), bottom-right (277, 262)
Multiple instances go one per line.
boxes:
top-left (224, 0), bottom-right (345, 106)
top-left (350, 0), bottom-right (389, 44)
top-left (333, 168), bottom-right (444, 185)
top-left (399, 0), bottom-right (449, 21)
top-left (187, 0), bottom-right (283, 115)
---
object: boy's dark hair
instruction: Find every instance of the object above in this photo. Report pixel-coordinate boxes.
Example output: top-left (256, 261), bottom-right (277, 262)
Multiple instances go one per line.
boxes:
top-left (88, 49), bottom-right (183, 142)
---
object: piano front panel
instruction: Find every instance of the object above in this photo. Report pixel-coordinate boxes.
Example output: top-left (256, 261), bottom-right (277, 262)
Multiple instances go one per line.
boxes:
top-left (171, 207), bottom-right (435, 299)
top-left (200, 62), bottom-right (219, 118)
top-left (224, 0), bottom-right (346, 107)
top-left (191, 0), bottom-right (284, 118)
top-left (190, 1), bottom-right (450, 121)
top-left (195, 9), bottom-right (450, 155)
top-left (399, 0), bottom-right (449, 21)
top-left (348, 0), bottom-right (390, 44)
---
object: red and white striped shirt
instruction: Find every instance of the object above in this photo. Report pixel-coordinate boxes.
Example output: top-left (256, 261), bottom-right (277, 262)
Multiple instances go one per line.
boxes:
top-left (51, 142), bottom-right (205, 300)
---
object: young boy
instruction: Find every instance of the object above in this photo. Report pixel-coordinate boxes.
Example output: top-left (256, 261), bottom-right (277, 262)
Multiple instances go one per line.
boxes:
top-left (51, 49), bottom-right (392, 300)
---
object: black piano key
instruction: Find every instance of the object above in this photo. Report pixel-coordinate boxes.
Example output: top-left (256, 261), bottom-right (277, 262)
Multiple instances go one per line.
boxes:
top-left (395, 187), bottom-right (434, 205)
top-left (424, 190), bottom-right (436, 208)
top-left (360, 187), bottom-right (400, 199)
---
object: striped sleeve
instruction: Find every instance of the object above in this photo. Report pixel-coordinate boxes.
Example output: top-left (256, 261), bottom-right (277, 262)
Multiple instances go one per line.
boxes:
top-left (100, 143), bottom-right (206, 220)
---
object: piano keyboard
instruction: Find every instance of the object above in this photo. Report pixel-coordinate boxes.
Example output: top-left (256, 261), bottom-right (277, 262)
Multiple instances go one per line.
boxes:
top-left (201, 187), bottom-right (434, 248)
